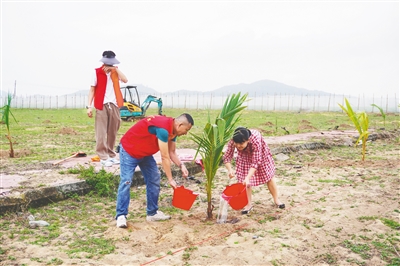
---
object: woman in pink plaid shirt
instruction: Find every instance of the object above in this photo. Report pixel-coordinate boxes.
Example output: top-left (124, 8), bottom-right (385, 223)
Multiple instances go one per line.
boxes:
top-left (223, 127), bottom-right (285, 214)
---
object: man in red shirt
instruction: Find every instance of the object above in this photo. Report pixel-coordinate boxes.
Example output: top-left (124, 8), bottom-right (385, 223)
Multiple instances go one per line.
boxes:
top-left (116, 113), bottom-right (194, 228)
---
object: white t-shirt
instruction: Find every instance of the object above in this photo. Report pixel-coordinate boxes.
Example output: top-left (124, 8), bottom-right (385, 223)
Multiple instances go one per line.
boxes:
top-left (91, 70), bottom-right (118, 106)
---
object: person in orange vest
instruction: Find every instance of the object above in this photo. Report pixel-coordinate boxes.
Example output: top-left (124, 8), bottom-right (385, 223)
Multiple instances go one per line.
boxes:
top-left (86, 51), bottom-right (128, 167)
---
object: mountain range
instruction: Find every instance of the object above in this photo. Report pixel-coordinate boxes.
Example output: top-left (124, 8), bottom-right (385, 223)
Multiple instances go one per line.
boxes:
top-left (170, 79), bottom-right (330, 96)
top-left (73, 79), bottom-right (331, 96)
top-left (2, 79), bottom-right (331, 97)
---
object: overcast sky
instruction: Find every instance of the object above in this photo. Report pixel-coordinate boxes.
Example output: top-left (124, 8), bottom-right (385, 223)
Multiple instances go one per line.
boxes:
top-left (1, 1), bottom-right (399, 97)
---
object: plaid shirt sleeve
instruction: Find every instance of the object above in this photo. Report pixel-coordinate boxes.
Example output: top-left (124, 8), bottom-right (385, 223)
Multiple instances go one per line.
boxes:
top-left (249, 130), bottom-right (263, 170)
top-left (223, 139), bottom-right (235, 164)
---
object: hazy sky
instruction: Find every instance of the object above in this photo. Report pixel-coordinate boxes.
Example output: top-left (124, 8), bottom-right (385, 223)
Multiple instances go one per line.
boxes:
top-left (1, 1), bottom-right (399, 97)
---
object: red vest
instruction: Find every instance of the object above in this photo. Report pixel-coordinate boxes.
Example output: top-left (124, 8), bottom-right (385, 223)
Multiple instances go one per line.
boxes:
top-left (93, 67), bottom-right (124, 110)
top-left (121, 115), bottom-right (174, 158)
top-left (93, 67), bottom-right (108, 110)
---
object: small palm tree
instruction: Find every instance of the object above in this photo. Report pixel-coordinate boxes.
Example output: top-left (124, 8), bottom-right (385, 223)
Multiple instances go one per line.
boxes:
top-left (371, 104), bottom-right (386, 128)
top-left (338, 98), bottom-right (369, 161)
top-left (1, 93), bottom-right (17, 157)
top-left (191, 93), bottom-right (248, 219)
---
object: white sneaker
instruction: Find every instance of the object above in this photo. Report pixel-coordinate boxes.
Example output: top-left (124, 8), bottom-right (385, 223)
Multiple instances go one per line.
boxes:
top-left (109, 158), bottom-right (120, 165)
top-left (100, 159), bottom-right (113, 167)
top-left (146, 211), bottom-right (171, 222)
top-left (116, 215), bottom-right (127, 228)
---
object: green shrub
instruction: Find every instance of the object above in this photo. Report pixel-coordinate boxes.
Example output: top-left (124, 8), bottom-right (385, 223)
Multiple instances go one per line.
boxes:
top-left (77, 166), bottom-right (120, 198)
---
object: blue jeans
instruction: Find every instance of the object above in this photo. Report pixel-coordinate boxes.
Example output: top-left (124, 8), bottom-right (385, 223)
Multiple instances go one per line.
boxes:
top-left (116, 145), bottom-right (161, 218)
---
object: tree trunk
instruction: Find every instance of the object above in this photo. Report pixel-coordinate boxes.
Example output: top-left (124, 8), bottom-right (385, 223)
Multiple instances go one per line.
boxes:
top-left (207, 201), bottom-right (214, 220)
top-left (6, 135), bottom-right (14, 158)
top-left (361, 138), bottom-right (366, 161)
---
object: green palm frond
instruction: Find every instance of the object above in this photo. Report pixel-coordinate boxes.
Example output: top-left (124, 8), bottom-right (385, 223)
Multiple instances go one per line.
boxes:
top-left (1, 93), bottom-right (18, 157)
top-left (338, 98), bottom-right (369, 161)
top-left (338, 98), bottom-right (362, 134)
top-left (1, 94), bottom-right (17, 130)
top-left (371, 104), bottom-right (386, 127)
top-left (190, 92), bottom-right (248, 219)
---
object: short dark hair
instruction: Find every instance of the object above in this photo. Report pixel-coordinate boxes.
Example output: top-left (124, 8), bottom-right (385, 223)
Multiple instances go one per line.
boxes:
top-left (102, 50), bottom-right (116, 58)
top-left (233, 127), bottom-right (251, 143)
top-left (178, 113), bottom-right (194, 125)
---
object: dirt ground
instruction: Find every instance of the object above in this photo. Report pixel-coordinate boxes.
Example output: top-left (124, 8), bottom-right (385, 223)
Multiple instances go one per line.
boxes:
top-left (1, 135), bottom-right (399, 266)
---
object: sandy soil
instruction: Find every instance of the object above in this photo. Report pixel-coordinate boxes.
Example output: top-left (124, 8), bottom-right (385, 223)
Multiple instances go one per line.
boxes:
top-left (1, 136), bottom-right (399, 266)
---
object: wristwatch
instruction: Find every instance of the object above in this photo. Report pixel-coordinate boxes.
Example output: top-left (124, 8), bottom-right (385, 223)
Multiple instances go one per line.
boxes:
top-left (85, 106), bottom-right (92, 109)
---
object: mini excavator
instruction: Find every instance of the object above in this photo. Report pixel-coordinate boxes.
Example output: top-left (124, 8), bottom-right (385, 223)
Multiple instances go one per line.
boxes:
top-left (119, 86), bottom-right (163, 121)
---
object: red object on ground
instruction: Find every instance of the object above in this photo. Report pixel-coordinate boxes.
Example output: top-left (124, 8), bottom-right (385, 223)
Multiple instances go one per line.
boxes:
top-left (172, 186), bottom-right (199, 210)
top-left (195, 159), bottom-right (204, 170)
top-left (221, 183), bottom-right (248, 210)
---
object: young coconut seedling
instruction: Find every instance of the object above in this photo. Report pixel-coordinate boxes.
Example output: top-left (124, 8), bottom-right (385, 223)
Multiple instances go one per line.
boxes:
top-left (371, 104), bottom-right (386, 129)
top-left (191, 92), bottom-right (248, 219)
top-left (0, 93), bottom-right (17, 158)
top-left (338, 98), bottom-right (369, 161)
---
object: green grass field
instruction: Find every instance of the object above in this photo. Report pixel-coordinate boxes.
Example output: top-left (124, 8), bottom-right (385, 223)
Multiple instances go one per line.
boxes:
top-left (0, 108), bottom-right (398, 164)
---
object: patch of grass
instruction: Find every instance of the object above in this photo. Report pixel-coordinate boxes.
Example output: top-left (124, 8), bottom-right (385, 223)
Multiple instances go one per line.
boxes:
top-left (346, 258), bottom-right (366, 265)
top-left (316, 253), bottom-right (337, 264)
top-left (66, 168), bottom-right (81, 174)
top-left (358, 235), bottom-right (371, 241)
top-left (317, 178), bottom-right (350, 185)
top-left (362, 175), bottom-right (381, 181)
top-left (268, 228), bottom-right (281, 237)
top-left (381, 218), bottom-right (400, 230)
top-left (270, 260), bottom-right (280, 266)
top-left (182, 246), bottom-right (198, 261)
top-left (76, 165), bottom-right (120, 198)
top-left (258, 215), bottom-right (276, 224)
top-left (335, 227), bottom-right (343, 233)
top-left (387, 257), bottom-right (400, 266)
top-left (66, 237), bottom-right (115, 256)
top-left (30, 257), bottom-right (44, 262)
top-left (372, 240), bottom-right (395, 262)
top-left (0, 221), bottom-right (11, 231)
top-left (342, 239), bottom-right (371, 259)
top-left (47, 258), bottom-right (63, 265)
top-left (314, 221), bottom-right (325, 228)
top-left (162, 206), bottom-right (183, 215)
top-left (313, 196), bottom-right (326, 203)
top-left (358, 216), bottom-right (378, 221)
top-left (302, 221), bottom-right (310, 230)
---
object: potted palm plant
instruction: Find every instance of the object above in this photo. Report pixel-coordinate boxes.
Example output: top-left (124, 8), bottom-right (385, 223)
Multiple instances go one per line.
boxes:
top-left (191, 92), bottom-right (248, 219)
